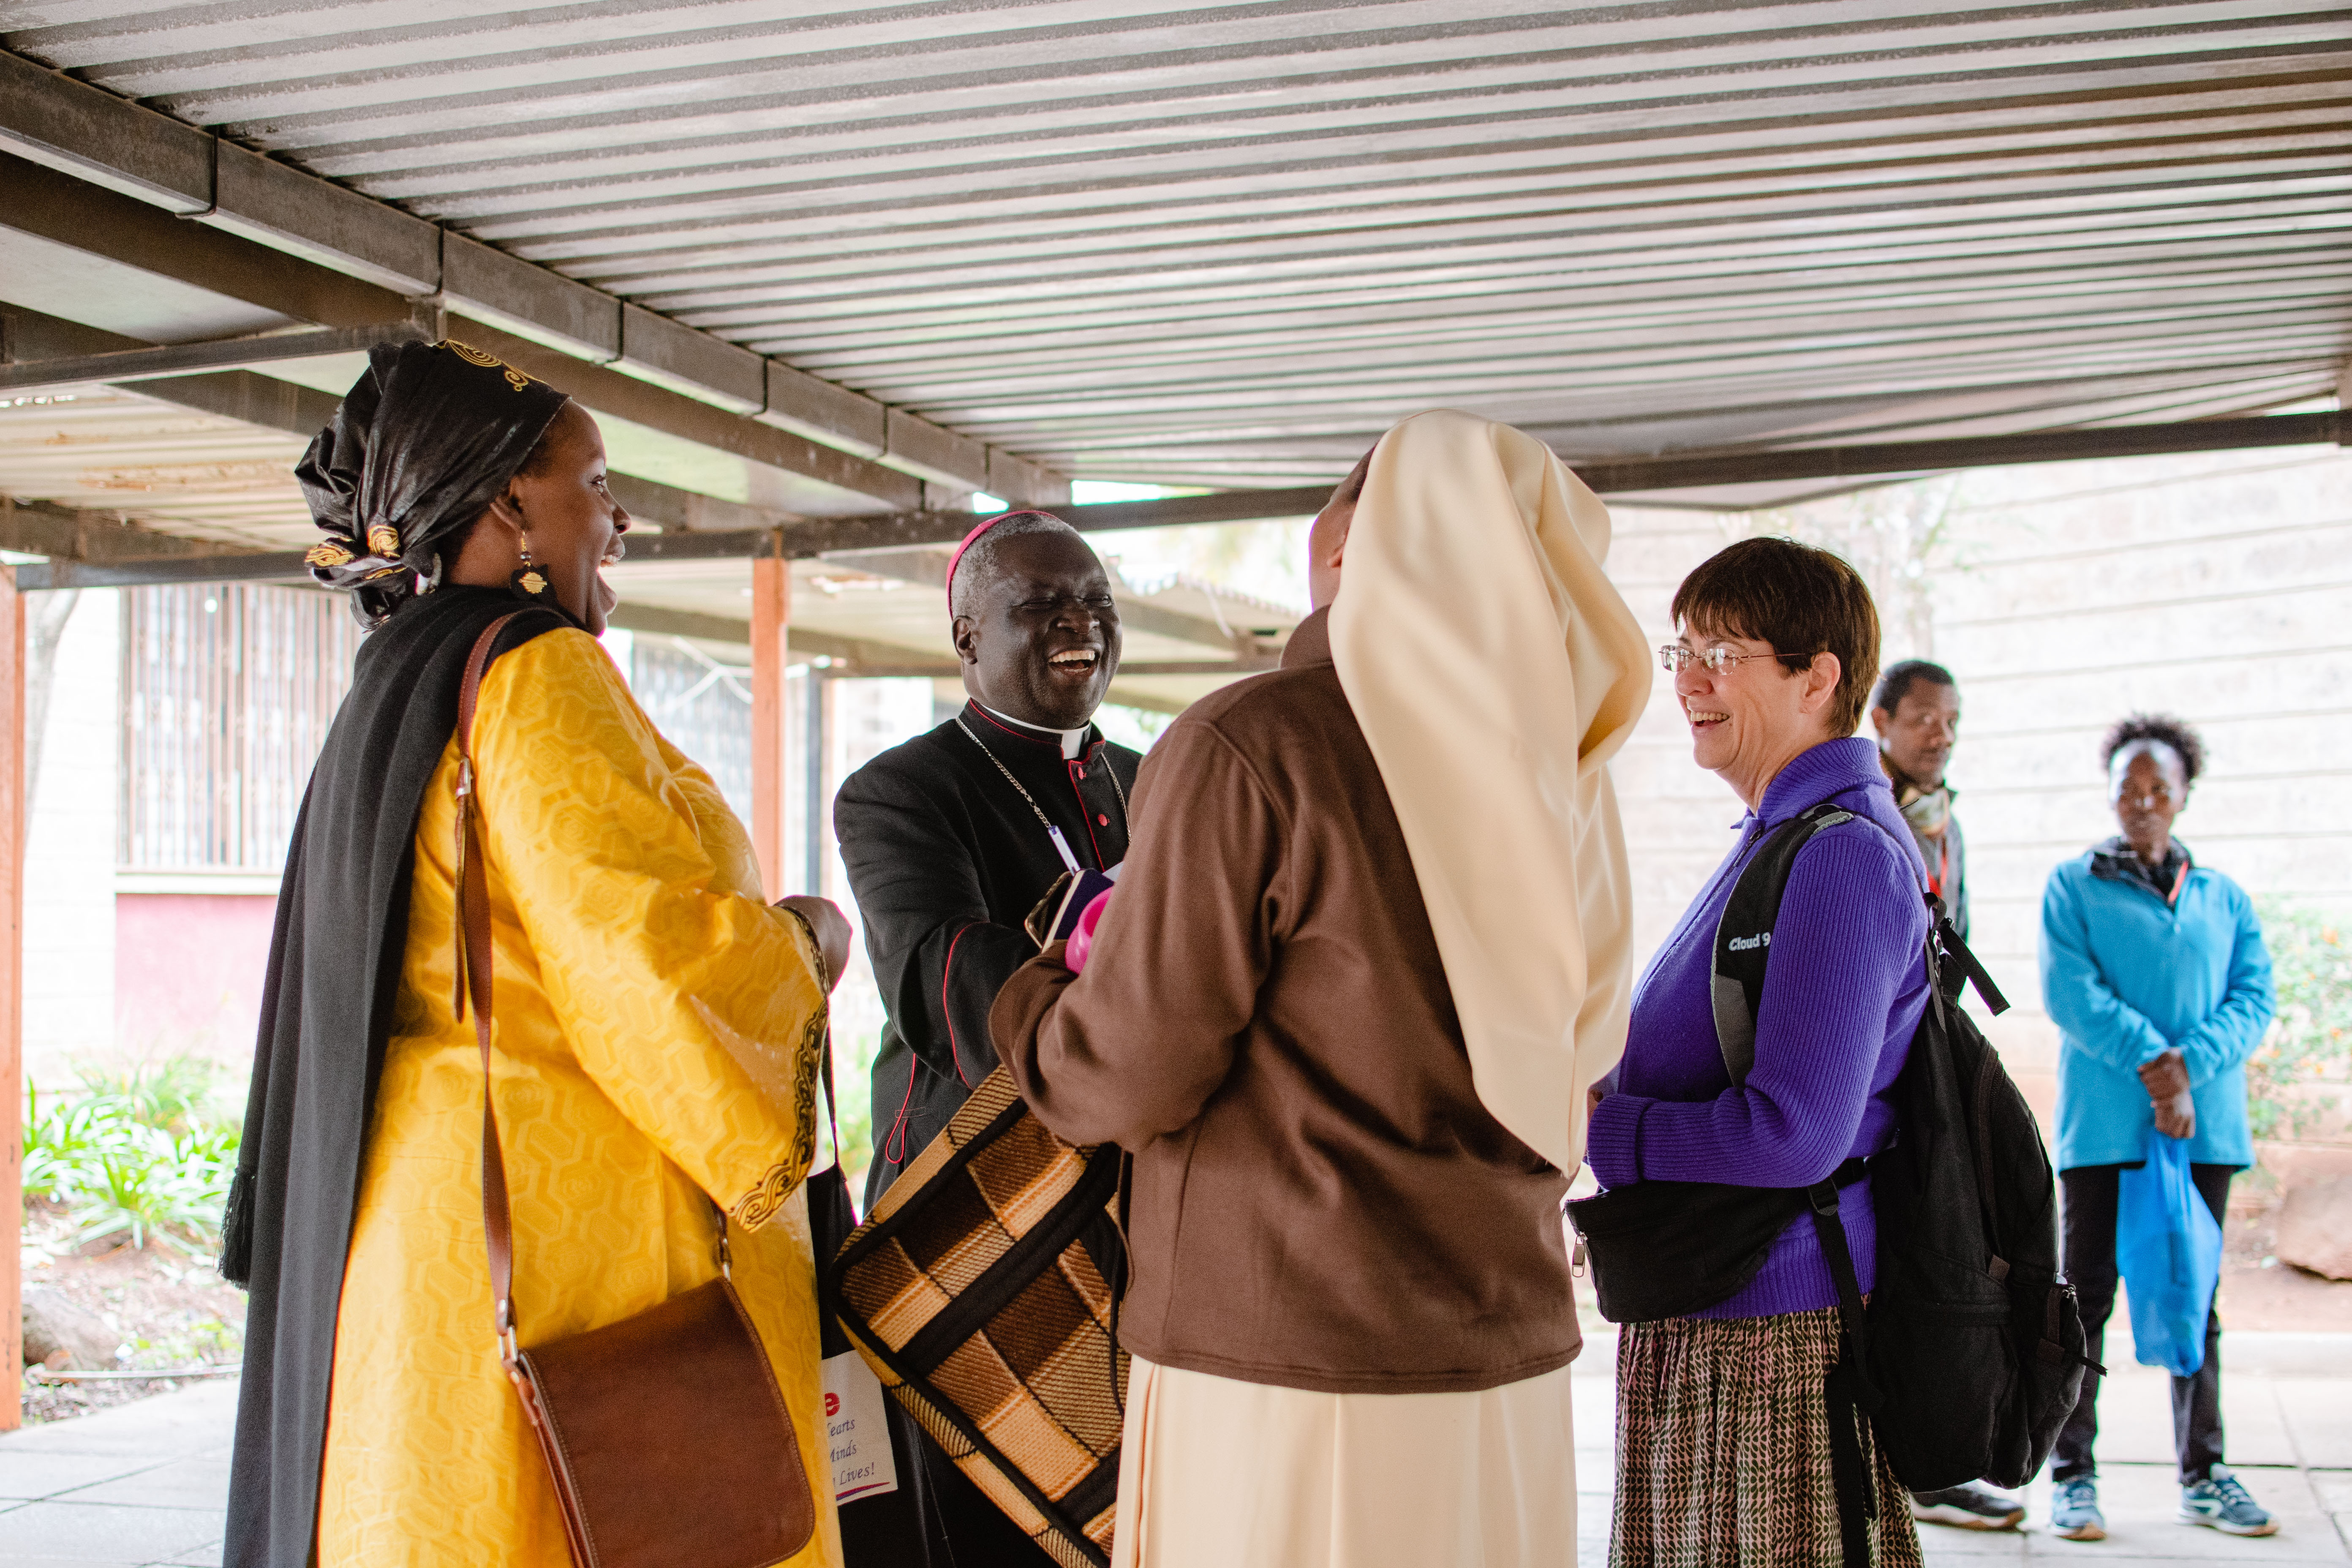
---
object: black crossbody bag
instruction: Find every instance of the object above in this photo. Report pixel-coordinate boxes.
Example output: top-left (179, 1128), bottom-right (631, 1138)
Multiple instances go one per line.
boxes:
top-left (1565, 1157), bottom-right (1871, 1324)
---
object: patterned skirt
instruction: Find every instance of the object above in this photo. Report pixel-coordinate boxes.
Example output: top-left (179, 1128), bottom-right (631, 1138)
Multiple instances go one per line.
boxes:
top-left (1609, 1308), bottom-right (1923, 1568)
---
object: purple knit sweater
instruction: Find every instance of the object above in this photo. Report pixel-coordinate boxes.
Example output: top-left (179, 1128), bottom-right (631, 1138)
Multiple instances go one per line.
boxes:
top-left (1587, 738), bottom-right (1930, 1319)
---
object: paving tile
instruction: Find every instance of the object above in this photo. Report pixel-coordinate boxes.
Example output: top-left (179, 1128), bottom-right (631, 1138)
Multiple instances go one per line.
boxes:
top-left (2275, 1381), bottom-right (2352, 1467)
top-left (2217, 1373), bottom-right (2300, 1469)
top-left (0, 1502), bottom-right (224, 1564)
top-left (2071, 1367), bottom-right (2180, 1467)
top-left (0, 1387), bottom-right (240, 1462)
top-left (1917, 1521), bottom-right (2032, 1558)
top-left (2014, 1465), bottom-right (2344, 1562)
top-left (2069, 1365), bottom-right (2298, 1469)
top-left (0, 1454), bottom-right (165, 1503)
top-left (1, 1351), bottom-right (2339, 1566)
top-left (63, 1459), bottom-right (233, 1510)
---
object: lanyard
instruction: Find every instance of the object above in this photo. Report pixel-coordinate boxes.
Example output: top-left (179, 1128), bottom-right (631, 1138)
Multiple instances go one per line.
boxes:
top-left (955, 717), bottom-right (1130, 873)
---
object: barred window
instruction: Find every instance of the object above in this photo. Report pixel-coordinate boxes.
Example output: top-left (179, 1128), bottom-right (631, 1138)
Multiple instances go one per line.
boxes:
top-left (119, 583), bottom-right (361, 873)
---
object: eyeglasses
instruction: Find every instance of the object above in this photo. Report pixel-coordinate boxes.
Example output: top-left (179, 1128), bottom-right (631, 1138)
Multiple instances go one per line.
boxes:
top-left (1658, 644), bottom-right (1793, 675)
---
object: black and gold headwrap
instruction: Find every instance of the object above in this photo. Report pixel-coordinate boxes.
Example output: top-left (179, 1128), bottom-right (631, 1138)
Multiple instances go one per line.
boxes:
top-left (297, 338), bottom-right (570, 627)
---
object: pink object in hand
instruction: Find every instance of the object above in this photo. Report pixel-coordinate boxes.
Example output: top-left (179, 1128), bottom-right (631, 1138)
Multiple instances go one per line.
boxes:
top-left (1065, 887), bottom-right (1114, 973)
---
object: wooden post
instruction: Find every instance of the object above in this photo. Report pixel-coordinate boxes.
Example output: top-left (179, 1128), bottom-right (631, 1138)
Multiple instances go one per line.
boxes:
top-left (749, 539), bottom-right (792, 901)
top-left (805, 670), bottom-right (827, 900)
top-left (1, 567), bottom-right (26, 1429)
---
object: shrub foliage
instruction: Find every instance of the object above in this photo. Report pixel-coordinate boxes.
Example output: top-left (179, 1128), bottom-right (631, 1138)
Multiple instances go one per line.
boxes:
top-left (2249, 899), bottom-right (2352, 1141)
top-left (22, 1057), bottom-right (241, 1255)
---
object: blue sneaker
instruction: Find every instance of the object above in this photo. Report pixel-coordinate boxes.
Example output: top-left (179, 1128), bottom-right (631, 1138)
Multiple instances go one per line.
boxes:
top-left (2180, 1467), bottom-right (2278, 1536)
top-left (2051, 1477), bottom-right (2106, 1541)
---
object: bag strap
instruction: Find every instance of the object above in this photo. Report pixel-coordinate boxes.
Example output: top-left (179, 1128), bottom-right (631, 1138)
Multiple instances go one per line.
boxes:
top-left (1806, 1178), bottom-right (1882, 1565)
top-left (1717, 803), bottom-right (2012, 1089)
top-left (450, 615), bottom-right (527, 1366)
top-left (1711, 801), bottom-right (1854, 1085)
top-left (1930, 902), bottom-right (2010, 1015)
top-left (819, 1030), bottom-right (843, 1172)
top-left (452, 612), bottom-right (732, 1371)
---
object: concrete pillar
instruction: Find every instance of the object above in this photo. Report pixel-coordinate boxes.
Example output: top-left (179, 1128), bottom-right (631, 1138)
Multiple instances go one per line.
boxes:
top-left (749, 541), bottom-right (791, 900)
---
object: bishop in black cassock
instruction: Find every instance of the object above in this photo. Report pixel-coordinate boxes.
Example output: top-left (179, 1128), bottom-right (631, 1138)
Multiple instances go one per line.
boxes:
top-left (833, 510), bottom-right (1140, 1567)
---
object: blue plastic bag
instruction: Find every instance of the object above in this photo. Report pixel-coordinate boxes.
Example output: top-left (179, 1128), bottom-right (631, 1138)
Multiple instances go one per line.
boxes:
top-left (2114, 1128), bottom-right (2223, 1376)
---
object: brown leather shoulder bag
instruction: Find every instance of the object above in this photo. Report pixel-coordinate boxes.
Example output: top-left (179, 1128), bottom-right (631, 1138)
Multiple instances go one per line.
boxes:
top-left (453, 615), bottom-right (817, 1568)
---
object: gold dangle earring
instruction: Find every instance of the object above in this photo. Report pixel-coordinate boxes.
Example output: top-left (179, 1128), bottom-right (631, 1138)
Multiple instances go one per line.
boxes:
top-left (508, 516), bottom-right (553, 602)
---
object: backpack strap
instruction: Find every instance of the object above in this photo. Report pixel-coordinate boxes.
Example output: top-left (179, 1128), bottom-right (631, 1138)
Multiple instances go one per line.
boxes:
top-left (1711, 801), bottom-right (1856, 1085)
top-left (1807, 1176), bottom-right (1883, 1566)
top-left (1928, 899), bottom-right (2011, 1015)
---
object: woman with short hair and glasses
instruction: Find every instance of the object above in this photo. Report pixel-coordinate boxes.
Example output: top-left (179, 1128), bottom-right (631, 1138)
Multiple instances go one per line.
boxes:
top-left (2039, 714), bottom-right (2276, 1542)
top-left (1590, 536), bottom-right (1929, 1566)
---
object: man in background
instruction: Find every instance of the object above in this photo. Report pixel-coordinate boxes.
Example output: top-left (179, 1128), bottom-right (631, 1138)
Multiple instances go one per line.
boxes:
top-left (1874, 659), bottom-right (2020, 1533)
top-left (1873, 659), bottom-right (1969, 939)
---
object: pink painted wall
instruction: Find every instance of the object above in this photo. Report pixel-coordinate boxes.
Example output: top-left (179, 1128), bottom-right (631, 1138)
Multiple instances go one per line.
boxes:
top-left (114, 894), bottom-right (278, 1065)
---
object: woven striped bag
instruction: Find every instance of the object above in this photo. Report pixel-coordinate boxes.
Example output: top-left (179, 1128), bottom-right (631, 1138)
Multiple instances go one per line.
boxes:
top-left (826, 1068), bottom-right (1128, 1568)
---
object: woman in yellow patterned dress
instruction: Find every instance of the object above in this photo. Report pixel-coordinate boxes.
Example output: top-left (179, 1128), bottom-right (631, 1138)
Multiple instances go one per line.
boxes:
top-left (221, 339), bottom-right (854, 1568)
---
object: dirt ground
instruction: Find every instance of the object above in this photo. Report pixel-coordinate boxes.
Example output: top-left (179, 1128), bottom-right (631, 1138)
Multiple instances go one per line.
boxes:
top-left (16, 1208), bottom-right (248, 1425)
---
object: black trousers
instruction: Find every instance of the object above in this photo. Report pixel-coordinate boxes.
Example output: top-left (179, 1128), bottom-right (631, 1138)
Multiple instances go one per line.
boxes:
top-left (2054, 1162), bottom-right (2233, 1486)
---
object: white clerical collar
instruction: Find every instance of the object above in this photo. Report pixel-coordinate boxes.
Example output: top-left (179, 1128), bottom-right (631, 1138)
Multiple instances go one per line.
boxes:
top-left (982, 704), bottom-right (1090, 760)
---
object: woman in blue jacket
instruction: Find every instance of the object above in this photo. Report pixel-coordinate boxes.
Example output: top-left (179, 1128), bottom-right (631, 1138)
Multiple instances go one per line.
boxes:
top-left (2039, 714), bottom-right (2275, 1542)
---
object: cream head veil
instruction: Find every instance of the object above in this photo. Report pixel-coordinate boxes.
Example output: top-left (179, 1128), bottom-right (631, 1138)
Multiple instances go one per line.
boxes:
top-left (1330, 410), bottom-right (1652, 1171)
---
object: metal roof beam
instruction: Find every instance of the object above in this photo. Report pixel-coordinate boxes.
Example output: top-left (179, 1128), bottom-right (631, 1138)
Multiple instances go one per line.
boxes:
top-left (0, 56), bottom-right (1066, 502)
top-left (0, 258), bottom-right (915, 512)
top-left (606, 602), bottom-right (928, 671)
top-left (2, 302), bottom-right (374, 437)
top-left (604, 602), bottom-right (1273, 678)
top-left (0, 495), bottom-right (239, 563)
top-left (8, 411), bottom-right (2339, 592)
top-left (1574, 410), bottom-right (2344, 493)
top-left (14, 552), bottom-right (310, 590)
top-left (0, 321), bottom-right (432, 393)
top-left (820, 546), bottom-right (1271, 657)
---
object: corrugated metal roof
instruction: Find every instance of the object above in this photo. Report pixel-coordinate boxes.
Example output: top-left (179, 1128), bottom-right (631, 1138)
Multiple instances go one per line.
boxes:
top-left (0, 387), bottom-right (313, 546)
top-left (6, 0), bottom-right (2344, 490)
top-left (0, 383), bottom-right (1298, 707)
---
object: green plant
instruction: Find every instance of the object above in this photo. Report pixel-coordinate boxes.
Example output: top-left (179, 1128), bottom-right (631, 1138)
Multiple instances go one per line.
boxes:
top-left (71, 1055), bottom-right (234, 1135)
top-left (22, 1057), bottom-right (242, 1255)
top-left (2248, 899), bottom-right (2352, 1140)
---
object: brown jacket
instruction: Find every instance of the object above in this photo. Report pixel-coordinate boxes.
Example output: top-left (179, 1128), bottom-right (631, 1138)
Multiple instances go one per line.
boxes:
top-left (991, 609), bottom-right (1579, 1395)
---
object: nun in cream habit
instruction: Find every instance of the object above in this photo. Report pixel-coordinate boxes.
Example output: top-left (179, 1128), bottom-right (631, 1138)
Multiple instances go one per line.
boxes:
top-left (993, 410), bottom-right (1651, 1567)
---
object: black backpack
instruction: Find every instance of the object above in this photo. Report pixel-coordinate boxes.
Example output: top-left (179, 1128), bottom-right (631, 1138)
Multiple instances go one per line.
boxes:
top-left (1569, 802), bottom-right (2090, 1560)
top-left (1720, 806), bottom-right (2091, 1498)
